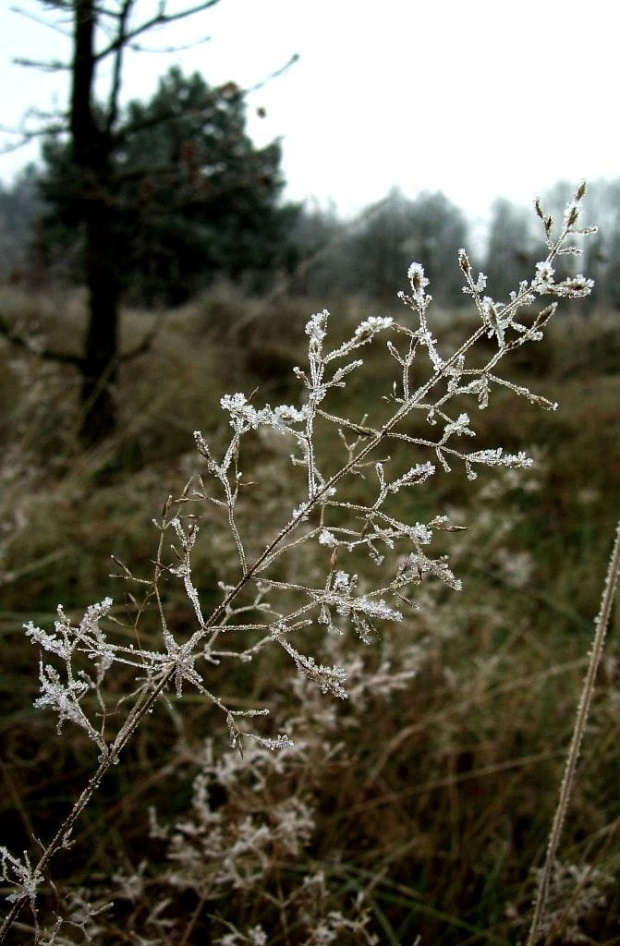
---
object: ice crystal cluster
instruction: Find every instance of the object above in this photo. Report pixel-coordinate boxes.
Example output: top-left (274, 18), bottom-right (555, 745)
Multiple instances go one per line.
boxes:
top-left (0, 185), bottom-right (597, 944)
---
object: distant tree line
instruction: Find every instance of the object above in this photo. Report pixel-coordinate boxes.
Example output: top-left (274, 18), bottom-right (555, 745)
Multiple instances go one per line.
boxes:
top-left (1, 74), bottom-right (618, 311)
top-left (287, 188), bottom-right (468, 306)
top-left (286, 181), bottom-right (620, 311)
top-left (0, 165), bottom-right (45, 286)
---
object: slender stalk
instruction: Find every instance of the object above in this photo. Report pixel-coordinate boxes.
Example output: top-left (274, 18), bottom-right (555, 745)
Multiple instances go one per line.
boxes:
top-left (526, 519), bottom-right (620, 946)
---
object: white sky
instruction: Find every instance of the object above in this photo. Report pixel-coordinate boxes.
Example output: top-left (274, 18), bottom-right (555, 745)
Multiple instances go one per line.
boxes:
top-left (1, 0), bottom-right (619, 233)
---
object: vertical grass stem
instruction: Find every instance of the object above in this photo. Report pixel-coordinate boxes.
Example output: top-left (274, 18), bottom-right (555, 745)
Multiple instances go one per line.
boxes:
top-left (526, 518), bottom-right (620, 945)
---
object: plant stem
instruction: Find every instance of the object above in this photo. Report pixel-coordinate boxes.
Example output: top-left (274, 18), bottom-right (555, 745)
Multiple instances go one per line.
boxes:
top-left (526, 518), bottom-right (620, 946)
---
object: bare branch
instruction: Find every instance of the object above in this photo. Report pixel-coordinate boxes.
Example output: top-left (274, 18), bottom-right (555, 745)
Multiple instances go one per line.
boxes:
top-left (105, 0), bottom-right (133, 132)
top-left (118, 310), bottom-right (168, 364)
top-left (246, 53), bottom-right (300, 95)
top-left (9, 2), bottom-right (73, 37)
top-left (0, 306), bottom-right (164, 370)
top-left (13, 57), bottom-right (70, 72)
top-left (0, 313), bottom-right (83, 368)
top-left (94, 0), bottom-right (221, 63)
top-left (0, 115), bottom-right (68, 158)
top-left (124, 33), bottom-right (211, 55)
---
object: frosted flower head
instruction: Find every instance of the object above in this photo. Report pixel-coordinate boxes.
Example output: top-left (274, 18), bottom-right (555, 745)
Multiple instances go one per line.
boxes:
top-left (553, 274), bottom-right (595, 298)
top-left (563, 200), bottom-right (581, 228)
top-left (333, 570), bottom-right (352, 592)
top-left (354, 316), bottom-right (394, 340)
top-left (480, 296), bottom-right (505, 345)
top-left (533, 261), bottom-right (555, 292)
top-left (305, 309), bottom-right (329, 344)
top-left (407, 262), bottom-right (429, 299)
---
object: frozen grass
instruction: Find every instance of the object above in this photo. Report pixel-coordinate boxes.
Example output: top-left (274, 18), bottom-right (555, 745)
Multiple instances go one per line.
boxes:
top-left (1, 186), bottom-right (620, 944)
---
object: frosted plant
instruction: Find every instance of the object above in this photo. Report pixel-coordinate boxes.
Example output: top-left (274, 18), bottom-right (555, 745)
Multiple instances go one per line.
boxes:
top-left (509, 859), bottom-right (615, 943)
top-left (153, 740), bottom-right (316, 894)
top-left (0, 184), bottom-right (597, 943)
top-left (210, 873), bottom-right (378, 946)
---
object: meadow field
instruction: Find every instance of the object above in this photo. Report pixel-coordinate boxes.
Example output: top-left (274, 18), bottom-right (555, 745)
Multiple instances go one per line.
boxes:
top-left (1, 264), bottom-right (620, 944)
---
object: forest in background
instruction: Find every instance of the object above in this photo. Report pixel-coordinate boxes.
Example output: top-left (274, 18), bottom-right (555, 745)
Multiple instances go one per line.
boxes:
top-left (1, 65), bottom-right (619, 314)
top-left (3, 160), bottom-right (620, 311)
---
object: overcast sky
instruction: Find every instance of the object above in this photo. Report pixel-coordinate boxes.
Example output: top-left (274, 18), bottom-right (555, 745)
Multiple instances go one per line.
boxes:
top-left (1, 0), bottom-right (618, 233)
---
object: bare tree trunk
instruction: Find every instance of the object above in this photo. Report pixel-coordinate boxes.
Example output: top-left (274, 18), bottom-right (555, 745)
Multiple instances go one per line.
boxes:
top-left (71, 0), bottom-right (120, 447)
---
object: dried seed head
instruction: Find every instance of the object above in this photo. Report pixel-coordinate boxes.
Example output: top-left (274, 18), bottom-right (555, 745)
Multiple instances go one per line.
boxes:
top-left (407, 262), bottom-right (429, 296)
top-left (458, 249), bottom-right (470, 274)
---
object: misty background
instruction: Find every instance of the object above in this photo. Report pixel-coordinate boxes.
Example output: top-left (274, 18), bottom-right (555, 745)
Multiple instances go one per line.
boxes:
top-left (0, 0), bottom-right (618, 311)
